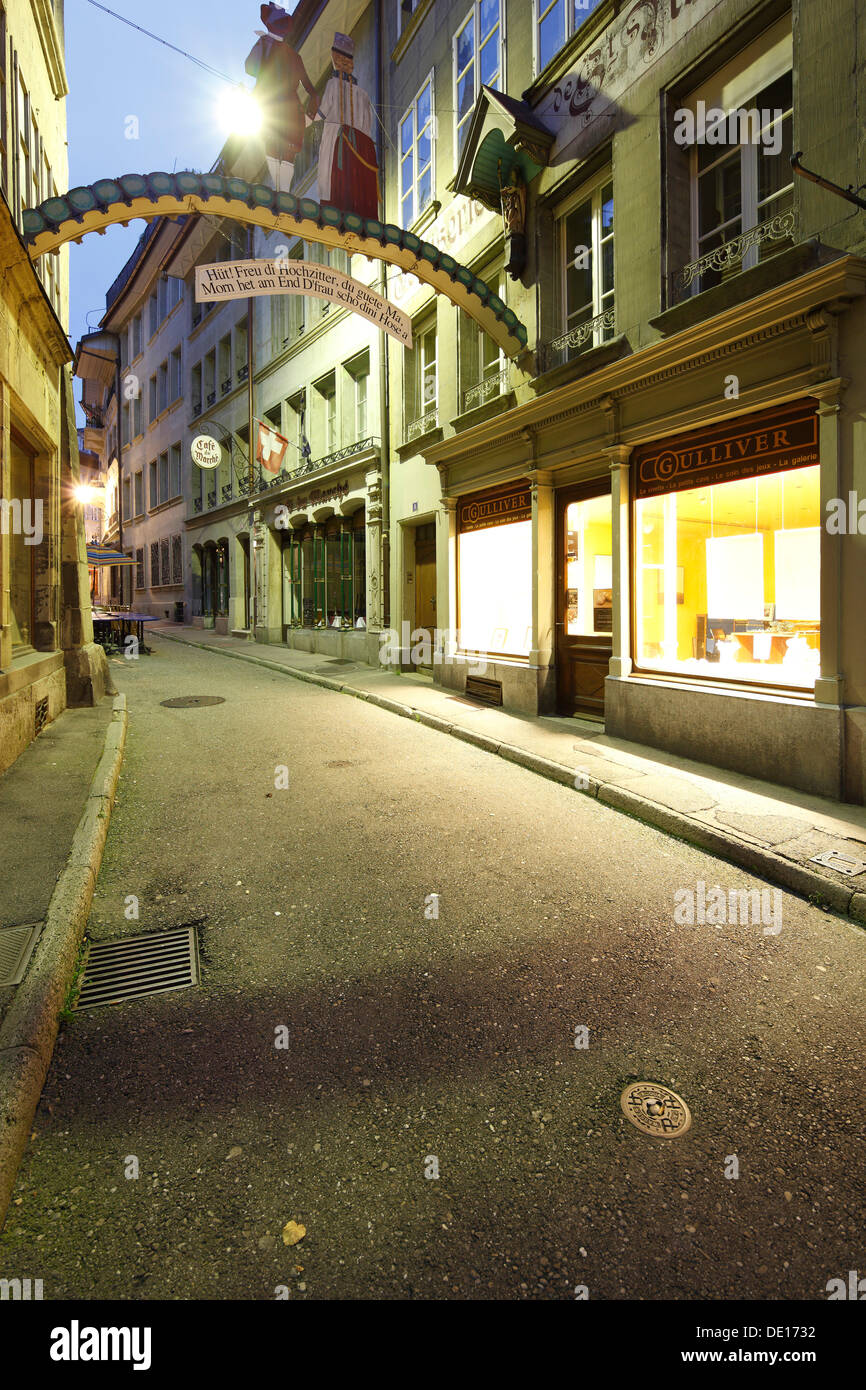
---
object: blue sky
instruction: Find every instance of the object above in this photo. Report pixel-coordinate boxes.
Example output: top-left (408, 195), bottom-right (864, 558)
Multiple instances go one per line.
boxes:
top-left (66, 0), bottom-right (268, 345)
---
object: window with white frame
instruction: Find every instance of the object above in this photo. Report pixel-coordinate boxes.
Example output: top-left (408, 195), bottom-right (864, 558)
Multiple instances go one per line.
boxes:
top-left (459, 268), bottom-right (506, 410)
top-left (400, 76), bottom-right (433, 227)
top-left (686, 71), bottom-right (793, 295)
top-left (405, 319), bottom-right (438, 433)
top-left (536, 0), bottom-right (605, 76)
top-left (551, 174), bottom-right (614, 364)
top-left (455, 0), bottom-right (502, 156)
top-left (355, 372), bottom-right (368, 438)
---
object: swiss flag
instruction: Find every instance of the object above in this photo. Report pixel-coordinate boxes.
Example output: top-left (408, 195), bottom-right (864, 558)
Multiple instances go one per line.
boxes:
top-left (257, 421), bottom-right (289, 473)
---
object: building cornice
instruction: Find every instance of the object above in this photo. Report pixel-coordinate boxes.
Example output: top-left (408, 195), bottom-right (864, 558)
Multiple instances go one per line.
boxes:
top-left (422, 256), bottom-right (866, 467)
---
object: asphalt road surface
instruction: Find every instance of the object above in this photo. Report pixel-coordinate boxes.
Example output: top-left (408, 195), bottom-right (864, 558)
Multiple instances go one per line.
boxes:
top-left (2, 638), bottom-right (864, 1300)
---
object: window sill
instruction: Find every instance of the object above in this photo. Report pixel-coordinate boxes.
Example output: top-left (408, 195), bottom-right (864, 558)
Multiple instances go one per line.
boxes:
top-left (531, 334), bottom-right (628, 395)
top-left (612, 669), bottom-right (816, 706)
top-left (651, 241), bottom-right (820, 339)
top-left (450, 390), bottom-right (515, 433)
top-left (0, 647), bottom-right (63, 698)
top-left (398, 423), bottom-right (443, 456)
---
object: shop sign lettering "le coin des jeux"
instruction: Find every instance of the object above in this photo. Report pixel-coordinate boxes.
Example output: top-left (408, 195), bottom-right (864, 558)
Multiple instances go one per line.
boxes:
top-left (195, 259), bottom-right (413, 348)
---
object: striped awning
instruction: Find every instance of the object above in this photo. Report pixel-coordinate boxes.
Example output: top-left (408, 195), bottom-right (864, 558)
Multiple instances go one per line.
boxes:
top-left (87, 545), bottom-right (135, 567)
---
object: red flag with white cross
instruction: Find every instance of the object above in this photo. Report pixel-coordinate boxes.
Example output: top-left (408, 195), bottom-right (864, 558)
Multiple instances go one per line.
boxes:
top-left (256, 420), bottom-right (289, 473)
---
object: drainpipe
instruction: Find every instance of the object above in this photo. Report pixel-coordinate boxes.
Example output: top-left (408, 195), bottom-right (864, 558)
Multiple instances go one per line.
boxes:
top-left (377, 0), bottom-right (390, 631)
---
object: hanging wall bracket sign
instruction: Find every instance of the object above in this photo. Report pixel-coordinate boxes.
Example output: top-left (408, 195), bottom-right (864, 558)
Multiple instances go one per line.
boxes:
top-left (195, 257), bottom-right (413, 348)
top-left (190, 435), bottom-right (222, 470)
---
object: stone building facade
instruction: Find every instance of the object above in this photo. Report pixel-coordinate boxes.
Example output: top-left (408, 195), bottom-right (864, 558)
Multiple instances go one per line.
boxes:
top-left (0, 0), bottom-right (107, 776)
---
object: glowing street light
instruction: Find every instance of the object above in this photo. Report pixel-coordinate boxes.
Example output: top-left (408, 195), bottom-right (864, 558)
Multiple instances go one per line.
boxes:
top-left (73, 483), bottom-right (106, 508)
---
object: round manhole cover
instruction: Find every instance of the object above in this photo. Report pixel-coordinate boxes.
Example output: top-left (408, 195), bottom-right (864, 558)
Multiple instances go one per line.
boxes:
top-left (160, 696), bottom-right (226, 708)
top-left (621, 1082), bottom-right (692, 1138)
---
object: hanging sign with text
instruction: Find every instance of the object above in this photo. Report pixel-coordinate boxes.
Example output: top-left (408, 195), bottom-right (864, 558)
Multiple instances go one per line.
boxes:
top-left (195, 259), bottom-right (413, 348)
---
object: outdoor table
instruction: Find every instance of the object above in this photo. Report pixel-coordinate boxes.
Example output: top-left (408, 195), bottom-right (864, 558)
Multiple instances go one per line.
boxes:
top-left (93, 612), bottom-right (159, 653)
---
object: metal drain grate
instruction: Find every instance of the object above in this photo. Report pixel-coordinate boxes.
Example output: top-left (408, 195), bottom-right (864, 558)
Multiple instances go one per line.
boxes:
top-left (75, 927), bottom-right (200, 1010)
top-left (0, 925), bottom-right (42, 987)
top-left (810, 848), bottom-right (866, 876)
top-left (35, 697), bottom-right (49, 735)
top-left (160, 696), bottom-right (226, 708)
top-left (465, 676), bottom-right (503, 707)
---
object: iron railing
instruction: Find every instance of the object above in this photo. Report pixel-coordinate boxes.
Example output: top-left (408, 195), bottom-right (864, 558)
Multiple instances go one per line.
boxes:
top-left (539, 307), bottom-right (615, 373)
top-left (672, 210), bottom-right (797, 301)
top-left (461, 367), bottom-right (509, 414)
top-left (405, 409), bottom-right (438, 443)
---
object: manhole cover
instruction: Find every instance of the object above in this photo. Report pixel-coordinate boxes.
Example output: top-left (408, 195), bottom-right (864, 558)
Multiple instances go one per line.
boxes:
top-left (74, 927), bottom-right (200, 1010)
top-left (160, 696), bottom-right (226, 708)
top-left (324, 659), bottom-right (357, 666)
top-left (621, 1082), bottom-right (692, 1138)
top-left (313, 664), bottom-right (359, 675)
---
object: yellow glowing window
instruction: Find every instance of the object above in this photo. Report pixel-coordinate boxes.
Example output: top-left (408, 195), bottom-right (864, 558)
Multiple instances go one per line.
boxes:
top-left (458, 519), bottom-right (532, 657)
top-left (635, 465), bottom-right (820, 689)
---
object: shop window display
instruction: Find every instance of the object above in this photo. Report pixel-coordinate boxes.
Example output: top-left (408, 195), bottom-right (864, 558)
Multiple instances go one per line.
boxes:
top-left (635, 465), bottom-right (821, 689)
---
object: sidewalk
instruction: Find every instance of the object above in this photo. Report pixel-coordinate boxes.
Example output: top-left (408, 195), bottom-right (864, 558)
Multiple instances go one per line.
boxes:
top-left (0, 693), bottom-right (127, 1228)
top-left (151, 622), bottom-right (866, 927)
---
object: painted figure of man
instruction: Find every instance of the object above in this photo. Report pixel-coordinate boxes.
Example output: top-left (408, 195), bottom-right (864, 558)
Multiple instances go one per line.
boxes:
top-left (246, 3), bottom-right (319, 192)
top-left (316, 33), bottom-right (379, 219)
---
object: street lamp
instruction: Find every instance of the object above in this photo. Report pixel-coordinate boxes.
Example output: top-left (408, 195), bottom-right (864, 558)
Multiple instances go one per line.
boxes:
top-left (219, 86), bottom-right (262, 137)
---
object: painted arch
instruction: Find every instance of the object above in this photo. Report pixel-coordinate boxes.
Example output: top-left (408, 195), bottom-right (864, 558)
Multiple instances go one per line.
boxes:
top-left (23, 171), bottom-right (528, 357)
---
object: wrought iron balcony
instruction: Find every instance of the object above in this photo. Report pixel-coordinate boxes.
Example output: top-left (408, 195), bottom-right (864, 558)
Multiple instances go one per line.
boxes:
top-left (207, 491), bottom-right (216, 509)
top-left (81, 402), bottom-right (104, 429)
top-left (192, 398), bottom-right (202, 417)
top-left (461, 367), bottom-right (509, 414)
top-left (285, 436), bottom-right (379, 480)
top-left (206, 390), bottom-right (216, 407)
top-left (193, 497), bottom-right (203, 513)
top-left (222, 483), bottom-right (233, 503)
top-left (672, 210), bottom-right (797, 302)
top-left (237, 363), bottom-right (249, 383)
top-left (405, 409), bottom-right (438, 443)
top-left (539, 307), bottom-right (616, 373)
top-left (221, 377), bottom-right (232, 395)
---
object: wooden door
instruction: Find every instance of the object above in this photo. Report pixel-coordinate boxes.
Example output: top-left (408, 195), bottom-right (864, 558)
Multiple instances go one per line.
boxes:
top-left (414, 523), bottom-right (437, 663)
top-left (555, 482), bottom-right (613, 716)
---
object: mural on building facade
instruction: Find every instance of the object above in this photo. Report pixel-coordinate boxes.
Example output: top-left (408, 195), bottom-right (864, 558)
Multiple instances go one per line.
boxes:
top-left (247, 9), bottom-right (380, 219)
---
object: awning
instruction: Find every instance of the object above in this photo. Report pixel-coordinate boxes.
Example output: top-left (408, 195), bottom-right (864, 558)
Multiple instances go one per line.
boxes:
top-left (87, 545), bottom-right (135, 567)
top-left (452, 86), bottom-right (554, 211)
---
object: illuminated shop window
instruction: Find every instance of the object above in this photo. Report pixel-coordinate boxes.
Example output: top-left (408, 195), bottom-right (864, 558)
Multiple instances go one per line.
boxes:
top-left (564, 493), bottom-right (612, 636)
top-left (635, 464), bottom-right (821, 689)
top-left (458, 484), bottom-right (532, 657)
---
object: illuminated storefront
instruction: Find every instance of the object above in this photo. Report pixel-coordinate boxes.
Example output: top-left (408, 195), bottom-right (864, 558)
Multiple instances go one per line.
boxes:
top-left (631, 399), bottom-right (821, 691)
top-left (457, 482), bottom-right (532, 658)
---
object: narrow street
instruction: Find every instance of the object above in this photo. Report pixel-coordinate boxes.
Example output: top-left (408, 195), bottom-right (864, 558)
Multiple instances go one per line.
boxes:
top-left (2, 638), bottom-right (863, 1300)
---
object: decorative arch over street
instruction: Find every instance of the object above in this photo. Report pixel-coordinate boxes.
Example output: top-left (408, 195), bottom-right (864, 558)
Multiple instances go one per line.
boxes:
top-left (23, 171), bottom-right (528, 357)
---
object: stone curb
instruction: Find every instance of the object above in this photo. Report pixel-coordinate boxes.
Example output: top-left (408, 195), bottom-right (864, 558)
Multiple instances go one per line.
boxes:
top-left (0, 693), bottom-right (128, 1232)
top-left (153, 632), bottom-right (864, 927)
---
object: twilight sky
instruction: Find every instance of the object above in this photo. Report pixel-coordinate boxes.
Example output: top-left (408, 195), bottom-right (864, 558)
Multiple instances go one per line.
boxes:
top-left (65, 0), bottom-right (267, 346)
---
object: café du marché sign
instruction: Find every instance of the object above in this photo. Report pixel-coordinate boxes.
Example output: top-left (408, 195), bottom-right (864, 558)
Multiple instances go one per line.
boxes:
top-left (195, 258), bottom-right (412, 348)
top-left (190, 435), bottom-right (222, 470)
